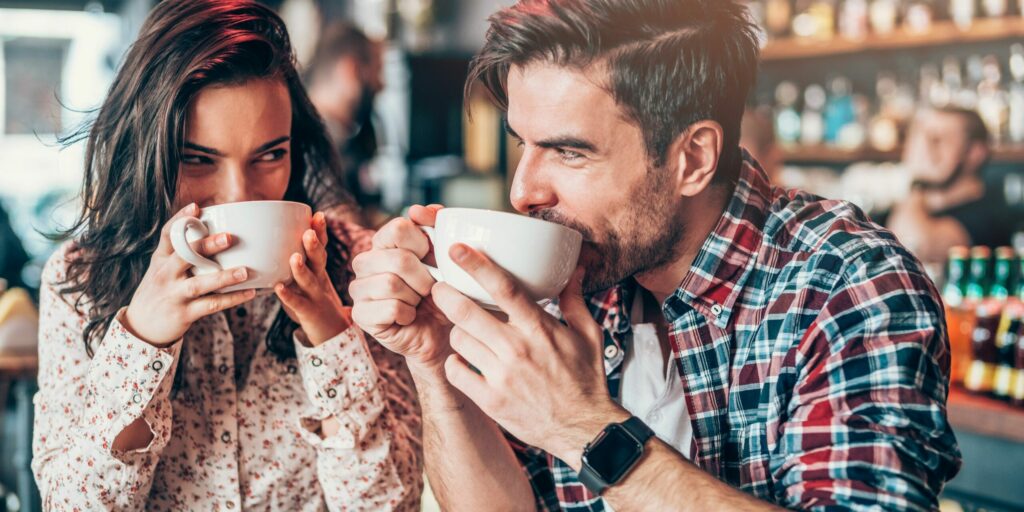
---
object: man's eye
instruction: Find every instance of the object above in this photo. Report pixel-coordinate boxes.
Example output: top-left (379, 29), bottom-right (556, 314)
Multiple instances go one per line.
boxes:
top-left (556, 148), bottom-right (584, 162)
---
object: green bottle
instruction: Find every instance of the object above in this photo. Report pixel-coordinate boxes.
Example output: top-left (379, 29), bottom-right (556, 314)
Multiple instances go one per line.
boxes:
top-left (943, 246), bottom-right (970, 307)
top-left (991, 247), bottom-right (1014, 301)
top-left (965, 246), bottom-right (992, 302)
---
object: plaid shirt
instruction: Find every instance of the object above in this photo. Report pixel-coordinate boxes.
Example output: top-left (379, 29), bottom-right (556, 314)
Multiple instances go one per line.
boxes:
top-left (512, 153), bottom-right (961, 511)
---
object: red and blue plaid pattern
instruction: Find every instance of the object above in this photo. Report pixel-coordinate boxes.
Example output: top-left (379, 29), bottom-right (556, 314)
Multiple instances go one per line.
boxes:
top-left (513, 152), bottom-right (961, 511)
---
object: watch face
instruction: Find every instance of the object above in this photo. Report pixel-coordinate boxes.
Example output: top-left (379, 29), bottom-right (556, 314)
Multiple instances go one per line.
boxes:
top-left (584, 424), bottom-right (643, 484)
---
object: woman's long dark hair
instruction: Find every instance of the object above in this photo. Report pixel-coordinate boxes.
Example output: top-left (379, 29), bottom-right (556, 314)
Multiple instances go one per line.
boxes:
top-left (57, 0), bottom-right (353, 368)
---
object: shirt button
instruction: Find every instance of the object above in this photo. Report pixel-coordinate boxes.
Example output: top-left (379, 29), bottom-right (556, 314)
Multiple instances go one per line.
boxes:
top-left (219, 363), bottom-right (229, 374)
top-left (603, 345), bottom-right (619, 359)
top-left (221, 432), bottom-right (232, 443)
top-left (311, 356), bottom-right (323, 367)
top-left (326, 388), bottom-right (337, 399)
top-left (710, 304), bottom-right (724, 316)
top-left (132, 393), bottom-right (143, 404)
top-left (648, 412), bottom-right (662, 423)
top-left (151, 360), bottom-right (164, 371)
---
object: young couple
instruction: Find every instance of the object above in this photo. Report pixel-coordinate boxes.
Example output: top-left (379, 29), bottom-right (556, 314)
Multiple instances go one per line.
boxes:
top-left (34, 0), bottom-right (961, 510)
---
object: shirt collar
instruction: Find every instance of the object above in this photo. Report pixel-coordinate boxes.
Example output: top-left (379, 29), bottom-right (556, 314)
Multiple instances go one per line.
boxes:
top-left (666, 152), bottom-right (771, 328)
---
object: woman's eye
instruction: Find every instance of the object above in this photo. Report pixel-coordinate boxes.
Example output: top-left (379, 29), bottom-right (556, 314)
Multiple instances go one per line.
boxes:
top-left (181, 154), bottom-right (214, 165)
top-left (257, 149), bottom-right (288, 162)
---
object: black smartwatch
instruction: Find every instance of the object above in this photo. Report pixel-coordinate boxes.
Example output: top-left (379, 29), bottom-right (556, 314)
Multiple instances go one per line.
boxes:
top-left (578, 416), bottom-right (654, 495)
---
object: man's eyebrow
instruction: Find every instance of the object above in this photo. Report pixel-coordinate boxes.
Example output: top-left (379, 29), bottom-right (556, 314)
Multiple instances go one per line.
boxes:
top-left (504, 122), bottom-right (597, 153)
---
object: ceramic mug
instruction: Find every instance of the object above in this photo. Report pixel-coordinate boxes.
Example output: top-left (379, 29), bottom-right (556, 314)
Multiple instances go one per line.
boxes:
top-left (419, 208), bottom-right (583, 308)
top-left (170, 200), bottom-right (311, 292)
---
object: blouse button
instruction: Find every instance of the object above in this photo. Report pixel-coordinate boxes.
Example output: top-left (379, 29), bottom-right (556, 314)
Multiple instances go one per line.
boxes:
top-left (132, 393), bottom-right (142, 404)
top-left (311, 356), bottom-right (323, 367)
top-left (221, 432), bottom-right (232, 443)
top-left (151, 360), bottom-right (164, 372)
top-left (225, 501), bottom-right (236, 509)
top-left (326, 388), bottom-right (337, 399)
top-left (287, 364), bottom-right (298, 375)
top-left (218, 364), bottom-right (229, 375)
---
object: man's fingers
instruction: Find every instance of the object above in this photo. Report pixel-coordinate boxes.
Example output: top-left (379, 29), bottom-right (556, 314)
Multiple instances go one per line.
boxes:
top-left (371, 217), bottom-right (431, 257)
top-left (432, 281), bottom-right (512, 357)
top-left (181, 266), bottom-right (249, 299)
top-left (352, 299), bottom-right (418, 334)
top-left (448, 326), bottom-right (499, 377)
top-left (157, 203), bottom-right (199, 255)
top-left (349, 273), bottom-right (423, 308)
top-left (448, 244), bottom-right (543, 325)
top-left (557, 266), bottom-right (603, 344)
top-left (443, 353), bottom-right (489, 405)
top-left (351, 249), bottom-right (436, 296)
top-left (187, 288), bottom-right (257, 320)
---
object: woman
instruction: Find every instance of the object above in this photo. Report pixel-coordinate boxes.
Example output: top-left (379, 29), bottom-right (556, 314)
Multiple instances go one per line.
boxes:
top-left (32, 1), bottom-right (421, 510)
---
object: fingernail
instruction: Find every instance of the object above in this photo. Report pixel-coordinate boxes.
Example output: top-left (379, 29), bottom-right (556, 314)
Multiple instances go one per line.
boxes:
top-left (218, 234), bottom-right (230, 247)
top-left (234, 267), bottom-right (248, 280)
top-left (187, 202), bottom-right (198, 213)
top-left (293, 253), bottom-right (303, 265)
top-left (450, 244), bottom-right (469, 262)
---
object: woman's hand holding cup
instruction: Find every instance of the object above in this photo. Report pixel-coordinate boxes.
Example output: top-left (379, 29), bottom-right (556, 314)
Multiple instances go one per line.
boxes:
top-left (124, 203), bottom-right (256, 347)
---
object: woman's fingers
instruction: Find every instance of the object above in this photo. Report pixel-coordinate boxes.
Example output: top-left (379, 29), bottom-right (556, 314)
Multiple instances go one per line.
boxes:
top-left (181, 266), bottom-right (249, 299)
top-left (186, 288), bottom-right (257, 321)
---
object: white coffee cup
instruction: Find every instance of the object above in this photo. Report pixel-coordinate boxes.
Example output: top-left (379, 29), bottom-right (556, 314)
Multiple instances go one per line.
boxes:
top-left (420, 208), bottom-right (583, 308)
top-left (170, 200), bottom-right (312, 292)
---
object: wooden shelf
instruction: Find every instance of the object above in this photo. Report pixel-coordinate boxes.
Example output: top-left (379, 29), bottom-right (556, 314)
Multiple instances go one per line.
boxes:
top-left (947, 386), bottom-right (1024, 443)
top-left (762, 18), bottom-right (1024, 62)
top-left (781, 144), bottom-right (1024, 164)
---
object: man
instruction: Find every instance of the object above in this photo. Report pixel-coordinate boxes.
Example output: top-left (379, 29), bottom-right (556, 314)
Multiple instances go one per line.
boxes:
top-left (350, 1), bottom-right (961, 510)
top-left (304, 21), bottom-right (385, 226)
top-left (888, 107), bottom-right (1015, 266)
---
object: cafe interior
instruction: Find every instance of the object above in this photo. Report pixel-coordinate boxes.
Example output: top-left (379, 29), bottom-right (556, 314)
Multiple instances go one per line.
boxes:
top-left (0, 0), bottom-right (1023, 510)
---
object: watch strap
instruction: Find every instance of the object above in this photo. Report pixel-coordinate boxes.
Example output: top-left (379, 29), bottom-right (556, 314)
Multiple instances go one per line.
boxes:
top-left (579, 416), bottom-right (655, 495)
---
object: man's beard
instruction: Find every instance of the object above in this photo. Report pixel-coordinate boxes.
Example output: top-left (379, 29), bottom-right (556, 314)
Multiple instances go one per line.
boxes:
top-left (530, 171), bottom-right (684, 294)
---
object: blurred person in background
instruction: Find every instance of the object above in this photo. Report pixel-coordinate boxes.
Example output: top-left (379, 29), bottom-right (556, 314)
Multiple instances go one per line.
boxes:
top-left (351, 0), bottom-right (960, 510)
top-left (304, 21), bottom-right (386, 228)
top-left (0, 202), bottom-right (29, 290)
top-left (740, 106), bottom-right (783, 184)
top-left (888, 107), bottom-right (1013, 266)
top-left (32, 1), bottom-right (421, 510)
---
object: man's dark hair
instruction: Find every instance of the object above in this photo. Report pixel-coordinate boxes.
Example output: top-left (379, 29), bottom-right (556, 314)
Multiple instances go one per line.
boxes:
top-left (466, 0), bottom-right (761, 175)
top-left (303, 20), bottom-right (374, 84)
top-left (936, 106), bottom-right (991, 146)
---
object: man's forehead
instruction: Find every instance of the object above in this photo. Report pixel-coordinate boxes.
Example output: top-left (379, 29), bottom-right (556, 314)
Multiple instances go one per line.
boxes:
top-left (506, 62), bottom-right (622, 135)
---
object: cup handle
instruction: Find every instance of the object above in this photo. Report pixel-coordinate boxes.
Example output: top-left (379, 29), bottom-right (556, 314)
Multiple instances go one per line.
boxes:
top-left (418, 226), bottom-right (444, 283)
top-left (169, 216), bottom-right (222, 273)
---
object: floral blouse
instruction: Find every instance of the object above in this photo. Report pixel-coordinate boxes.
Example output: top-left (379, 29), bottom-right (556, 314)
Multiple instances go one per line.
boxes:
top-left (32, 219), bottom-right (422, 511)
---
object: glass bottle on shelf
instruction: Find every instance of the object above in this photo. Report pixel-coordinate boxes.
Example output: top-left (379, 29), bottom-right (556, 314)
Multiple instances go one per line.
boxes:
top-left (775, 81), bottom-right (803, 146)
top-left (982, 0), bottom-right (1009, 17)
top-left (950, 0), bottom-right (977, 29)
top-left (869, 72), bottom-right (901, 151)
top-left (964, 300), bottom-right (1001, 395)
top-left (766, 0), bottom-right (793, 39)
top-left (944, 246), bottom-right (973, 384)
top-left (940, 56), bottom-right (965, 108)
top-left (991, 247), bottom-right (1015, 301)
top-left (824, 76), bottom-right (856, 145)
top-left (905, 0), bottom-right (935, 33)
top-left (993, 306), bottom-right (1021, 400)
top-left (1009, 43), bottom-right (1024, 144)
top-left (966, 246), bottom-right (993, 301)
top-left (870, 0), bottom-right (900, 35)
top-left (977, 55), bottom-right (1008, 143)
top-left (840, 0), bottom-right (870, 39)
top-left (801, 84), bottom-right (827, 146)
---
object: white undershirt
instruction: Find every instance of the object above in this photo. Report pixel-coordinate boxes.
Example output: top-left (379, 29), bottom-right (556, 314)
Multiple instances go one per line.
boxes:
top-left (604, 298), bottom-right (692, 510)
top-left (616, 295), bottom-right (693, 456)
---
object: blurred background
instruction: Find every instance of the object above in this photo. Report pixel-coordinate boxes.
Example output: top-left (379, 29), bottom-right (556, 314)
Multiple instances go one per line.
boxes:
top-left (0, 0), bottom-right (1023, 511)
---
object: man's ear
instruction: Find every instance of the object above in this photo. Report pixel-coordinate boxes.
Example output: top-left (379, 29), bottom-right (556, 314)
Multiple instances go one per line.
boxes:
top-left (964, 140), bottom-right (990, 176)
top-left (668, 120), bottom-right (724, 198)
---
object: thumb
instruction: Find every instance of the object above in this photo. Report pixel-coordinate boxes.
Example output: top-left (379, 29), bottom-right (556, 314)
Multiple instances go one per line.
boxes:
top-left (558, 266), bottom-right (602, 344)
